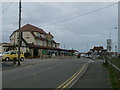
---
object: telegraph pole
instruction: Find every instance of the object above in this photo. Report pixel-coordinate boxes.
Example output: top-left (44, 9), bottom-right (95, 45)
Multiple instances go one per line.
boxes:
top-left (18, 0), bottom-right (22, 65)
top-left (119, 2), bottom-right (120, 55)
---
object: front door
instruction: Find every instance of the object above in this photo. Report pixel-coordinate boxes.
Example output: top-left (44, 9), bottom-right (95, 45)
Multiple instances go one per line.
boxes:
top-left (33, 49), bottom-right (38, 56)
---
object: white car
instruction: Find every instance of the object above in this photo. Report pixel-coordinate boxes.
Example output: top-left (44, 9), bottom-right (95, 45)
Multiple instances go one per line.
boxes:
top-left (0, 52), bottom-right (7, 57)
top-left (0, 53), bottom-right (2, 57)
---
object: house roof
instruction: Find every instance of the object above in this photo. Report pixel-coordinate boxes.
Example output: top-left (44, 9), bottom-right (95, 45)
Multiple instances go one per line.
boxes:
top-left (47, 32), bottom-right (54, 38)
top-left (9, 24), bottom-right (60, 45)
top-left (89, 46), bottom-right (104, 52)
top-left (93, 46), bottom-right (104, 51)
top-left (10, 24), bottom-right (47, 38)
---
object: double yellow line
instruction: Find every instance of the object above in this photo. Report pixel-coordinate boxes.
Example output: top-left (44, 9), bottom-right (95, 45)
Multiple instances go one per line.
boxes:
top-left (56, 63), bottom-right (87, 89)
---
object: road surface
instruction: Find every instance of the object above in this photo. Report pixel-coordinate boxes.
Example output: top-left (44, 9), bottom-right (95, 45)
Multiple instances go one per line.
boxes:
top-left (3, 58), bottom-right (89, 88)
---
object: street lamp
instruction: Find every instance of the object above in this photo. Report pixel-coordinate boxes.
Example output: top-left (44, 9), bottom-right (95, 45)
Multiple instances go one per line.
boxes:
top-left (108, 27), bottom-right (118, 52)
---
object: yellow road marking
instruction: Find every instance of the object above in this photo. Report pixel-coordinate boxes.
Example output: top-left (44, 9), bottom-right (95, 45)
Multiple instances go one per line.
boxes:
top-left (62, 64), bottom-right (86, 88)
top-left (56, 63), bottom-right (87, 89)
top-left (56, 64), bottom-right (85, 89)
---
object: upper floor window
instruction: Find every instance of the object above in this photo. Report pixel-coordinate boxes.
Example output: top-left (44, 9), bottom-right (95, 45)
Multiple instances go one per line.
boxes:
top-left (36, 40), bottom-right (40, 45)
top-left (36, 32), bottom-right (40, 37)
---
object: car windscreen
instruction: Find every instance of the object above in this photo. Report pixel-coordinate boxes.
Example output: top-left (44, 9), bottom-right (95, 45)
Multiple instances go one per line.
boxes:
top-left (2, 52), bottom-right (9, 54)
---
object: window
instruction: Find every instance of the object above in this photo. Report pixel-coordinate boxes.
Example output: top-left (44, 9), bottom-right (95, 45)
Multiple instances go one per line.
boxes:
top-left (36, 32), bottom-right (40, 37)
top-left (43, 41), bottom-right (46, 46)
top-left (36, 40), bottom-right (40, 45)
top-left (3, 52), bottom-right (9, 54)
top-left (11, 52), bottom-right (16, 54)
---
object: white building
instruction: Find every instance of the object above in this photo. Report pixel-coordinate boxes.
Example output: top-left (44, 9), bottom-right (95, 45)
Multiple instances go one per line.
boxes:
top-left (9, 24), bottom-right (60, 58)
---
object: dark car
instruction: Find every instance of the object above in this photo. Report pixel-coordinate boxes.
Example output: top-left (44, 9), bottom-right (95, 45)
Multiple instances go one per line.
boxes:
top-left (77, 54), bottom-right (81, 58)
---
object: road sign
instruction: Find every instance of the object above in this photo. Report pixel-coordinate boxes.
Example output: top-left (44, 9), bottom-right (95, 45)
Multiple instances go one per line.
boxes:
top-left (42, 50), bottom-right (47, 54)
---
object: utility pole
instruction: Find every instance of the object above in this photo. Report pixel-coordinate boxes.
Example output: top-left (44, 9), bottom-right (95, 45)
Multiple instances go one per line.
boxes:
top-left (18, 0), bottom-right (22, 65)
top-left (118, 2), bottom-right (120, 55)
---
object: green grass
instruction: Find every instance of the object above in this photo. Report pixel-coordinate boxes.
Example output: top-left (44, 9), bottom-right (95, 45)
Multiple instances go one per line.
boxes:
top-left (109, 58), bottom-right (120, 69)
top-left (103, 63), bottom-right (120, 89)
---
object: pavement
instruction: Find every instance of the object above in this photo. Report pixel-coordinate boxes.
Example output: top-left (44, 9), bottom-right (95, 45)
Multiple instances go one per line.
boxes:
top-left (72, 60), bottom-right (112, 88)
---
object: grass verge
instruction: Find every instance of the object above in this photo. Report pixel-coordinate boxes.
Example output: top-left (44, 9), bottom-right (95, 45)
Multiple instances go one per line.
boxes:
top-left (103, 63), bottom-right (120, 90)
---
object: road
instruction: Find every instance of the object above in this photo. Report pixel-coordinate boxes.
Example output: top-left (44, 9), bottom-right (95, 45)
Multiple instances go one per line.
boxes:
top-left (3, 58), bottom-right (89, 88)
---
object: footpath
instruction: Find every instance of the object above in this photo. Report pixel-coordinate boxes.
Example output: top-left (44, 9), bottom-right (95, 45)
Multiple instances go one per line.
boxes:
top-left (72, 60), bottom-right (112, 88)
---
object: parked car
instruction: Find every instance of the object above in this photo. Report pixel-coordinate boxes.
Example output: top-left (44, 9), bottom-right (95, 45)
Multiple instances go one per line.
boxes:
top-left (2, 50), bottom-right (25, 61)
top-left (0, 52), bottom-right (7, 57)
top-left (77, 54), bottom-right (81, 58)
top-left (0, 53), bottom-right (3, 57)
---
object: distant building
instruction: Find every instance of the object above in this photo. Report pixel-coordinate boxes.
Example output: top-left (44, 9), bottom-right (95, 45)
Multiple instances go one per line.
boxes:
top-left (0, 43), bottom-right (13, 54)
top-left (88, 46), bottom-right (106, 59)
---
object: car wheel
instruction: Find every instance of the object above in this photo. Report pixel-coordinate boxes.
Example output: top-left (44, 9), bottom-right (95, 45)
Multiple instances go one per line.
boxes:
top-left (5, 57), bottom-right (10, 61)
top-left (20, 57), bottom-right (24, 61)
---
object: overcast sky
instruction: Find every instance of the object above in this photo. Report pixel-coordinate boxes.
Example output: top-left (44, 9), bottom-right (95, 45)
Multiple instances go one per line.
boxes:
top-left (2, 2), bottom-right (118, 52)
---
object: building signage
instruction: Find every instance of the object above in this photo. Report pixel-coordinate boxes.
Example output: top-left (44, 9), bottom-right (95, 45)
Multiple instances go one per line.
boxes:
top-left (42, 50), bottom-right (47, 54)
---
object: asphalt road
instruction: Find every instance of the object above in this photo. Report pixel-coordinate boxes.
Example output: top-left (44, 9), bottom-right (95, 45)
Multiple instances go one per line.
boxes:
top-left (3, 58), bottom-right (89, 88)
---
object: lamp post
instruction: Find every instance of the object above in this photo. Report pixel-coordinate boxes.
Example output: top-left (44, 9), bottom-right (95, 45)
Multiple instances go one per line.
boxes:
top-left (108, 27), bottom-right (118, 52)
top-left (113, 27), bottom-right (118, 55)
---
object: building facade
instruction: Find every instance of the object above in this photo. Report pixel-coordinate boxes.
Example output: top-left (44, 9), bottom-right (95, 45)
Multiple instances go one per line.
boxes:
top-left (88, 46), bottom-right (106, 59)
top-left (5, 24), bottom-right (75, 58)
top-left (9, 24), bottom-right (61, 58)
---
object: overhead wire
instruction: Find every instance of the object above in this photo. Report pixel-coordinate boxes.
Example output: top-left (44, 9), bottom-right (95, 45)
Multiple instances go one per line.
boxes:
top-left (1, 2), bottom-right (14, 14)
top-left (41, 2), bottom-right (118, 27)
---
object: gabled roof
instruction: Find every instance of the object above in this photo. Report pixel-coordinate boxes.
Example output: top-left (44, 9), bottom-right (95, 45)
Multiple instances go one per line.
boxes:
top-left (10, 24), bottom-right (47, 38)
top-left (47, 32), bottom-right (54, 38)
top-left (93, 46), bottom-right (104, 50)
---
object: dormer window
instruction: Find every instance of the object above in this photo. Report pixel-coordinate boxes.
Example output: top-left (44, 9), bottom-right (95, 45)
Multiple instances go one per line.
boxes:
top-left (36, 32), bottom-right (40, 37)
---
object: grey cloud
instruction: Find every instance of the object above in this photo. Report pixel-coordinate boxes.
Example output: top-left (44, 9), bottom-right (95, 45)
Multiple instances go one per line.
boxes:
top-left (2, 2), bottom-right (118, 52)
